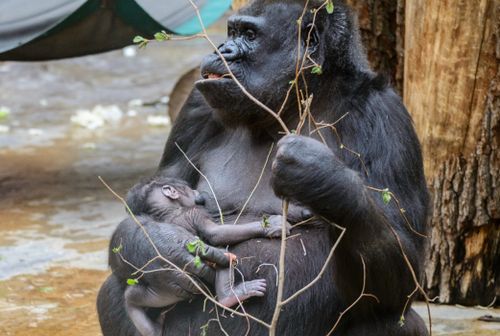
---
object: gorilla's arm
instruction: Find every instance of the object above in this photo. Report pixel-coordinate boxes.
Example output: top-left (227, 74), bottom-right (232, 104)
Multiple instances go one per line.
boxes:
top-left (272, 85), bottom-right (430, 313)
top-left (195, 215), bottom-right (291, 246)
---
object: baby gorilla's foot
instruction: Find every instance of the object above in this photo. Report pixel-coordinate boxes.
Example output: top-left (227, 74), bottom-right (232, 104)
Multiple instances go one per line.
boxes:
top-left (218, 279), bottom-right (267, 308)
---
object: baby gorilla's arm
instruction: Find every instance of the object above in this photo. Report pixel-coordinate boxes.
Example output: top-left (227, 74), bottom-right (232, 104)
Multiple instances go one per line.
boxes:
top-left (196, 215), bottom-right (291, 246)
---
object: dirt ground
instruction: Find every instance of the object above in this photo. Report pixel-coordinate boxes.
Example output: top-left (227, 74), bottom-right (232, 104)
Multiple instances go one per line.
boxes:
top-left (0, 17), bottom-right (498, 336)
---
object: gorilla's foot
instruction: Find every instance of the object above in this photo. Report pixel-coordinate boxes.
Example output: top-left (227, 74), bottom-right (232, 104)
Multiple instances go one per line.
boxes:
top-left (218, 279), bottom-right (267, 308)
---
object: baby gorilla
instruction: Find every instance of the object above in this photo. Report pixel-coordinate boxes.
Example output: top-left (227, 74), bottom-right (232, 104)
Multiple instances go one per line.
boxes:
top-left (109, 176), bottom-right (291, 336)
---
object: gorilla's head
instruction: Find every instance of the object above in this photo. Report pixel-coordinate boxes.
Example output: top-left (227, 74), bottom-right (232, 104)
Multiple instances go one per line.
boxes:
top-left (196, 0), bottom-right (368, 129)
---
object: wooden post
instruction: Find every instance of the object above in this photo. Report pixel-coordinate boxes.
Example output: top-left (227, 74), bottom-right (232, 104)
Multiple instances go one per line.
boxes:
top-left (404, 0), bottom-right (499, 305)
top-left (232, 0), bottom-right (248, 10)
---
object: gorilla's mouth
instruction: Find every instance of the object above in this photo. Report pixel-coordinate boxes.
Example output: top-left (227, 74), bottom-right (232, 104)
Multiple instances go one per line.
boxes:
top-left (201, 72), bottom-right (232, 80)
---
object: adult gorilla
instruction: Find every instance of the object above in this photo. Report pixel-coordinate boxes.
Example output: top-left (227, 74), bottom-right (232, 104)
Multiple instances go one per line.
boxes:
top-left (98, 0), bottom-right (430, 335)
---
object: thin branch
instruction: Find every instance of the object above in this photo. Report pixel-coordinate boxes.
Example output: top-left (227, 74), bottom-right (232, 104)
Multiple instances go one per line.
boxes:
top-left (314, 119), bottom-right (369, 177)
top-left (383, 221), bottom-right (432, 336)
top-left (281, 222), bottom-right (346, 306)
top-left (326, 255), bottom-right (379, 336)
top-left (175, 142), bottom-right (225, 225)
top-left (365, 186), bottom-right (427, 238)
top-left (292, 216), bottom-right (316, 229)
top-left (269, 200), bottom-right (290, 336)
top-left (233, 143), bottom-right (275, 225)
top-left (256, 263), bottom-right (279, 287)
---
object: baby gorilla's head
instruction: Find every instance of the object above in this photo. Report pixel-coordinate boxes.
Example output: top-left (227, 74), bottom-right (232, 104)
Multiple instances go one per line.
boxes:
top-left (126, 177), bottom-right (205, 219)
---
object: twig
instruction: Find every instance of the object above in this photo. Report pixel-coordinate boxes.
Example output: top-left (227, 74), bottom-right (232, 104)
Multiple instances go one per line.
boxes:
top-left (292, 216), bottom-right (316, 229)
top-left (175, 142), bottom-right (225, 225)
top-left (269, 199), bottom-right (289, 336)
top-left (256, 263), bottom-right (279, 287)
top-left (326, 255), bottom-right (379, 336)
top-left (365, 186), bottom-right (427, 238)
top-left (281, 221), bottom-right (346, 306)
top-left (233, 143), bottom-right (275, 225)
top-left (300, 238), bottom-right (307, 256)
top-left (314, 119), bottom-right (369, 177)
top-left (382, 220), bottom-right (432, 335)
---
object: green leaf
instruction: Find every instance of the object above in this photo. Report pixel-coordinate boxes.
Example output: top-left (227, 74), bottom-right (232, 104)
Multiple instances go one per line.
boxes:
top-left (186, 241), bottom-right (197, 254)
top-left (186, 238), bottom-right (207, 255)
top-left (261, 215), bottom-right (270, 228)
top-left (289, 79), bottom-right (296, 85)
top-left (127, 278), bottom-right (139, 286)
top-left (133, 36), bottom-right (146, 43)
top-left (326, 1), bottom-right (334, 14)
top-left (398, 316), bottom-right (405, 327)
top-left (311, 65), bottom-right (323, 75)
top-left (193, 256), bottom-right (202, 269)
top-left (133, 36), bottom-right (149, 49)
top-left (199, 240), bottom-right (207, 256)
top-left (382, 188), bottom-right (392, 205)
top-left (112, 244), bottom-right (123, 254)
top-left (154, 31), bottom-right (171, 41)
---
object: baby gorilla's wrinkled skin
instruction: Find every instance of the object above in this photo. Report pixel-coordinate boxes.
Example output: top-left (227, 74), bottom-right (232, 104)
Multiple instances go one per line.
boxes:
top-left (108, 177), bottom-right (291, 336)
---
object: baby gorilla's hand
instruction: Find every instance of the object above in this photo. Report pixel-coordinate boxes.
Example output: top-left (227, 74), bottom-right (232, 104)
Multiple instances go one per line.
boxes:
top-left (262, 215), bottom-right (291, 238)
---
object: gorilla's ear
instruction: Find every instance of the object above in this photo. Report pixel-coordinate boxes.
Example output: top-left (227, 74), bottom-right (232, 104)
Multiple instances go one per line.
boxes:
top-left (304, 23), bottom-right (320, 55)
top-left (162, 185), bottom-right (180, 199)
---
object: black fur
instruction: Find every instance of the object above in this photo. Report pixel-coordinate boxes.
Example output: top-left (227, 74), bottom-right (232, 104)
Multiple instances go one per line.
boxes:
top-left (97, 1), bottom-right (430, 335)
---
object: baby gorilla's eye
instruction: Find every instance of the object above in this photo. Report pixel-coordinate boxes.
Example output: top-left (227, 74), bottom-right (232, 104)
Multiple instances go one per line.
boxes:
top-left (245, 29), bottom-right (256, 41)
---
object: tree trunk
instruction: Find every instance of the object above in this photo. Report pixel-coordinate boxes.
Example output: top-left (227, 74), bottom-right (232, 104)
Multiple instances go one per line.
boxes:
top-left (345, 0), bottom-right (405, 94)
top-left (404, 0), bottom-right (499, 305)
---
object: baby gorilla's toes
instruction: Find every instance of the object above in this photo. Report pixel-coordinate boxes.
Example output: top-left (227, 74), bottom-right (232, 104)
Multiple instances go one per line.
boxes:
top-left (244, 279), bottom-right (267, 296)
top-left (218, 279), bottom-right (267, 308)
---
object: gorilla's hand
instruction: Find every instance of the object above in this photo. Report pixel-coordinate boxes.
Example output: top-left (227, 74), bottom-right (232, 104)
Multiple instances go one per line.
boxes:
top-left (271, 135), bottom-right (345, 204)
top-left (263, 215), bottom-right (292, 238)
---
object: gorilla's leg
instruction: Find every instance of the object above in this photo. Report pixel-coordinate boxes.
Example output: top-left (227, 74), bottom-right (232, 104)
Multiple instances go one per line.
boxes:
top-left (124, 285), bottom-right (183, 336)
top-left (97, 274), bottom-right (138, 336)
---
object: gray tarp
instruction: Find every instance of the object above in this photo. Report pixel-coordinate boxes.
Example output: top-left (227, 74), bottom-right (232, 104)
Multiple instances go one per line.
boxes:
top-left (0, 0), bottom-right (230, 61)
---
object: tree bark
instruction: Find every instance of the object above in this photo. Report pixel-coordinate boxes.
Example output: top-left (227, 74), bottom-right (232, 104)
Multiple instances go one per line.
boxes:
top-left (405, 0), bottom-right (499, 305)
top-left (345, 0), bottom-right (405, 94)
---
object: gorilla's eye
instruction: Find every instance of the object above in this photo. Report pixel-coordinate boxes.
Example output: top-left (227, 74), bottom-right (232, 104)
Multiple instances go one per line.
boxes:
top-left (244, 29), bottom-right (256, 41)
top-left (228, 27), bottom-right (237, 38)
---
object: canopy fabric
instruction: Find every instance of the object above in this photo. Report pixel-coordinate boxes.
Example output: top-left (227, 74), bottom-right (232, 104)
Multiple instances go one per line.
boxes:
top-left (0, 0), bottom-right (231, 61)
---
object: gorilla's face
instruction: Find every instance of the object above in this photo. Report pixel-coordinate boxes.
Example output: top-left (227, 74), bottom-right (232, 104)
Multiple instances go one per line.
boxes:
top-left (196, 3), bottom-right (307, 127)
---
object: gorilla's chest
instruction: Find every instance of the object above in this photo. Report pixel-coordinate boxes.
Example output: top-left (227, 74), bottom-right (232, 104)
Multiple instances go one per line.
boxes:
top-left (195, 132), bottom-right (282, 220)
